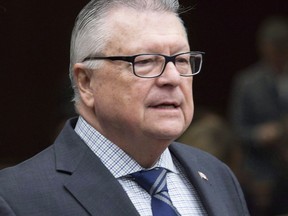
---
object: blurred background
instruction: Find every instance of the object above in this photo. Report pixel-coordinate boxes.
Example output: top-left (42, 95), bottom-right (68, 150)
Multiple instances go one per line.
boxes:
top-left (1, 0), bottom-right (288, 215)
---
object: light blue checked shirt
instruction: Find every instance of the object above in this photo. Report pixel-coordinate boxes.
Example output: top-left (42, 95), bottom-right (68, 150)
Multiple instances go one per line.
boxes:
top-left (75, 116), bottom-right (207, 216)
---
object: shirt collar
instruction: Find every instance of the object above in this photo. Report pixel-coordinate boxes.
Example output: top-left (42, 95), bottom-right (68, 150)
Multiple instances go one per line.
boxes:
top-left (74, 116), bottom-right (178, 178)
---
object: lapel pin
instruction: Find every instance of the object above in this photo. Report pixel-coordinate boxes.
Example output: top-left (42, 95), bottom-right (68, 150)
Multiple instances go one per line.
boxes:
top-left (198, 171), bottom-right (208, 181)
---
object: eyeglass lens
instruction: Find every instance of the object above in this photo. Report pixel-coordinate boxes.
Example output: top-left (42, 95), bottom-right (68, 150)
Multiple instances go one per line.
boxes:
top-left (133, 53), bottom-right (202, 77)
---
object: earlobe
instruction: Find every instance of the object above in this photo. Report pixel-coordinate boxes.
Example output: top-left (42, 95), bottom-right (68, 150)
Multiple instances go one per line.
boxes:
top-left (73, 63), bottom-right (95, 108)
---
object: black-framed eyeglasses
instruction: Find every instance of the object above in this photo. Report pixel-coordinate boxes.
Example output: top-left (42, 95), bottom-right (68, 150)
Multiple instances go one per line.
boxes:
top-left (82, 51), bottom-right (205, 78)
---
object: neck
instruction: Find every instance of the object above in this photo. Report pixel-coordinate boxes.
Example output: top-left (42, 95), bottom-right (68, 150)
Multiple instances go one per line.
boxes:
top-left (118, 139), bottom-right (171, 168)
top-left (99, 127), bottom-right (172, 168)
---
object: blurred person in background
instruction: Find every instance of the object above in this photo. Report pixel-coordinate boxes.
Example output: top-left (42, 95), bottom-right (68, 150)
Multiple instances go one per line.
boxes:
top-left (229, 15), bottom-right (288, 216)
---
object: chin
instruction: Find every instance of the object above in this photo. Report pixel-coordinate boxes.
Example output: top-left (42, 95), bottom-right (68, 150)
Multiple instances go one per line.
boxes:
top-left (152, 128), bottom-right (184, 141)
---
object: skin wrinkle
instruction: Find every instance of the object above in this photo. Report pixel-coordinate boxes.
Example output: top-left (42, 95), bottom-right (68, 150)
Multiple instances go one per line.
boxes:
top-left (75, 7), bottom-right (193, 167)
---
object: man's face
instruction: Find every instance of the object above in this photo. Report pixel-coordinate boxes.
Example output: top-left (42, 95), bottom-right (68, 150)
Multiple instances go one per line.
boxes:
top-left (85, 8), bottom-right (194, 146)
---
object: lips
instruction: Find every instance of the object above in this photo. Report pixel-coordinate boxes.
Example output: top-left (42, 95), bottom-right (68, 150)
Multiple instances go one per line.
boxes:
top-left (149, 101), bottom-right (180, 109)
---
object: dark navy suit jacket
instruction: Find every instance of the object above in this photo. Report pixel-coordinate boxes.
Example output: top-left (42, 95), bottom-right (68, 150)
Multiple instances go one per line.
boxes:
top-left (0, 118), bottom-right (249, 215)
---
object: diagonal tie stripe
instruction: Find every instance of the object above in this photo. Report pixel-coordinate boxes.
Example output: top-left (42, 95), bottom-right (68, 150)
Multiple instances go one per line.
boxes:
top-left (155, 192), bottom-right (174, 207)
top-left (130, 168), bottom-right (180, 216)
top-left (150, 169), bottom-right (166, 195)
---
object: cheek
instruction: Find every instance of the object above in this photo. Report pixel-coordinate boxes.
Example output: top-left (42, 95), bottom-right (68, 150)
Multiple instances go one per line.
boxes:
top-left (94, 74), bottom-right (147, 116)
top-left (184, 97), bottom-right (194, 125)
top-left (182, 81), bottom-right (194, 122)
top-left (186, 99), bottom-right (194, 124)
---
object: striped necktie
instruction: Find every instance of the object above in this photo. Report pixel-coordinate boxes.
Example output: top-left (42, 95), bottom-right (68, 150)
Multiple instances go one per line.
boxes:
top-left (130, 167), bottom-right (180, 216)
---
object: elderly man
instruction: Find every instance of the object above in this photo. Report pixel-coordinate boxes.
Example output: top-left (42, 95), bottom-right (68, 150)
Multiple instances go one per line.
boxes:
top-left (0, 0), bottom-right (249, 215)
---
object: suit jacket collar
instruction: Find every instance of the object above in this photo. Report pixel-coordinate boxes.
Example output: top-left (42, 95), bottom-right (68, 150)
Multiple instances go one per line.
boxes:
top-left (54, 118), bottom-right (228, 216)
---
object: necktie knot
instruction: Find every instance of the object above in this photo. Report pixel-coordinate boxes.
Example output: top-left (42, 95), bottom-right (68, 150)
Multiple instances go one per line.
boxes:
top-left (130, 167), bottom-right (180, 216)
top-left (130, 167), bottom-right (168, 195)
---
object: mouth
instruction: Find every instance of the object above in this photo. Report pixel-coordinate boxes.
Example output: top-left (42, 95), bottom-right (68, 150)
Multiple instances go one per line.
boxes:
top-left (149, 102), bottom-right (180, 109)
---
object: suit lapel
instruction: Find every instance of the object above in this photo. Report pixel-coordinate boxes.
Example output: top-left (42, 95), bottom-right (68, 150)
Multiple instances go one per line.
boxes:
top-left (170, 143), bottom-right (229, 216)
top-left (54, 119), bottom-right (139, 216)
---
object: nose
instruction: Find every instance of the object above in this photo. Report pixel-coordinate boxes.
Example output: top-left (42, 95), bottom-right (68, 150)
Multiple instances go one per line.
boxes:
top-left (155, 61), bottom-right (181, 87)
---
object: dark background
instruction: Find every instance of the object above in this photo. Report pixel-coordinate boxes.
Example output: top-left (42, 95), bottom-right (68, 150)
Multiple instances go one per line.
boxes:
top-left (1, 0), bottom-right (288, 165)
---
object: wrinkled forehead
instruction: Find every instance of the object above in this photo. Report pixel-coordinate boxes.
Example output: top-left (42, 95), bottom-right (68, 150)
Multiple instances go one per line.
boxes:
top-left (103, 7), bottom-right (188, 54)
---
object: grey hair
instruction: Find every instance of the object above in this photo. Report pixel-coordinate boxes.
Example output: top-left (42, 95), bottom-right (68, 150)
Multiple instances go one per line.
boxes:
top-left (69, 0), bottom-right (182, 103)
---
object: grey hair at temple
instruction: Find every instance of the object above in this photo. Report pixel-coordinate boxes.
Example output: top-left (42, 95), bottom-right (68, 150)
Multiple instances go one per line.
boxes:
top-left (69, 0), bottom-right (184, 103)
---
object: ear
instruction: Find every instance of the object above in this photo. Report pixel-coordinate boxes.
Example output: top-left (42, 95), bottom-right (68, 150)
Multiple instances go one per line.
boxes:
top-left (73, 63), bottom-right (95, 108)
